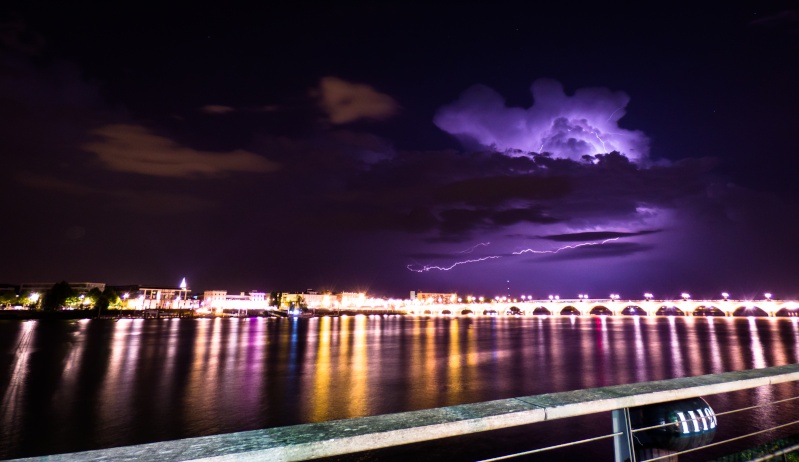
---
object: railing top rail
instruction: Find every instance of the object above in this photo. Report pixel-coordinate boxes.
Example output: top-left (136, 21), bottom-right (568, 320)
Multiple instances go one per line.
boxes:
top-left (15, 363), bottom-right (799, 462)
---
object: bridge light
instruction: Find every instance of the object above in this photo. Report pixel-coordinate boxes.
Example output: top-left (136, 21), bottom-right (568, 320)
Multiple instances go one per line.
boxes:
top-left (549, 295), bottom-right (554, 300)
top-left (721, 292), bottom-right (729, 300)
top-left (765, 292), bottom-right (772, 300)
top-left (681, 293), bottom-right (691, 300)
top-left (644, 293), bottom-right (653, 300)
top-left (555, 295), bottom-right (560, 300)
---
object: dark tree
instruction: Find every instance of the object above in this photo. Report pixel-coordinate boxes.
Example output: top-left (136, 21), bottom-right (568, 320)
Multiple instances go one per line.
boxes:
top-left (87, 287), bottom-right (107, 312)
top-left (0, 291), bottom-right (17, 307)
top-left (103, 287), bottom-right (119, 306)
top-left (87, 287), bottom-right (118, 314)
top-left (42, 281), bottom-right (76, 311)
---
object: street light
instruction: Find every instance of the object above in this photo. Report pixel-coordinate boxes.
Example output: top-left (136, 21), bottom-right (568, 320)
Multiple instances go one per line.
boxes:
top-left (681, 293), bottom-right (691, 300)
top-left (644, 293), bottom-right (653, 300)
top-left (721, 292), bottom-right (729, 300)
top-left (765, 293), bottom-right (772, 300)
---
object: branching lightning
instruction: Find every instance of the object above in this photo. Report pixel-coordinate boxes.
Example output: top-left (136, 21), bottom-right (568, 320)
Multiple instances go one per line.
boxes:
top-left (512, 238), bottom-right (619, 255)
top-left (407, 238), bottom-right (621, 272)
top-left (592, 130), bottom-right (607, 152)
top-left (456, 242), bottom-right (491, 254)
top-left (407, 256), bottom-right (502, 273)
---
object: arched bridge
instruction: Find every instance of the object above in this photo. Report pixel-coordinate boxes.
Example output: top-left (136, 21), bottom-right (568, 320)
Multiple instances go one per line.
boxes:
top-left (404, 299), bottom-right (799, 317)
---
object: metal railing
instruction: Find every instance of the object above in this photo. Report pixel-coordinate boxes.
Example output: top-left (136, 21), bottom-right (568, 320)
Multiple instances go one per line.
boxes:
top-left (11, 364), bottom-right (799, 461)
top-left (478, 391), bottom-right (799, 461)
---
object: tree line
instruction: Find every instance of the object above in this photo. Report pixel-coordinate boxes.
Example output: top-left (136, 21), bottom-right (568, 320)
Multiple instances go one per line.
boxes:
top-left (0, 282), bottom-right (121, 311)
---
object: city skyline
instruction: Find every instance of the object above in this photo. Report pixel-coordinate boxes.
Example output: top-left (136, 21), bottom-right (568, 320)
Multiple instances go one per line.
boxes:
top-left (1, 2), bottom-right (798, 298)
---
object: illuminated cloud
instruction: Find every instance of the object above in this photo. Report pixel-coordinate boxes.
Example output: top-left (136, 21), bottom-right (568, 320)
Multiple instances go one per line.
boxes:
top-left (318, 76), bottom-right (399, 124)
top-left (540, 230), bottom-right (661, 242)
top-left (82, 124), bottom-right (279, 178)
top-left (434, 78), bottom-right (649, 161)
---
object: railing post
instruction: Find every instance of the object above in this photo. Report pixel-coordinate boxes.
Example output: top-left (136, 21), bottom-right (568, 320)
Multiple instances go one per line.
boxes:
top-left (612, 408), bottom-right (634, 462)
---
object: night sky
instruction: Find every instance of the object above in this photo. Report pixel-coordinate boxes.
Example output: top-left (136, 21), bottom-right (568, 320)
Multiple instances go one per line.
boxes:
top-left (2, 1), bottom-right (798, 299)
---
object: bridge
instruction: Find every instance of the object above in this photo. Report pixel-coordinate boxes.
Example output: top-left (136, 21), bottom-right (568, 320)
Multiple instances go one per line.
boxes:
top-left (403, 298), bottom-right (799, 317)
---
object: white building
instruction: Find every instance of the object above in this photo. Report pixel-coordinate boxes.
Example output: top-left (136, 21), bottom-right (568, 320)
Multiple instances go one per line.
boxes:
top-left (125, 285), bottom-right (195, 310)
top-left (202, 290), bottom-right (270, 314)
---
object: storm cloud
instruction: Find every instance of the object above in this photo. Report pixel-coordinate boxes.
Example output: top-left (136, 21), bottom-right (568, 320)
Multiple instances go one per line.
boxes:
top-left (434, 79), bottom-right (650, 162)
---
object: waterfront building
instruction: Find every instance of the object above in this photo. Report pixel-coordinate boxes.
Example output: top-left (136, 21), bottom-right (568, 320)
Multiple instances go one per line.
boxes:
top-left (202, 290), bottom-right (270, 314)
top-left (277, 290), bottom-right (367, 310)
top-left (410, 291), bottom-right (458, 304)
top-left (124, 280), bottom-right (195, 310)
top-left (278, 290), bottom-right (334, 309)
top-left (338, 291), bottom-right (366, 308)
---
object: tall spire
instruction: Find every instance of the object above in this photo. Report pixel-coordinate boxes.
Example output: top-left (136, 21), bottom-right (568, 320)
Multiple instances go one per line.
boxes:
top-left (180, 277), bottom-right (187, 290)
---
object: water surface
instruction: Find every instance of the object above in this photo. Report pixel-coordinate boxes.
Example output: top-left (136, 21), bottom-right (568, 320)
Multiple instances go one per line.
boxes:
top-left (2, 316), bottom-right (798, 460)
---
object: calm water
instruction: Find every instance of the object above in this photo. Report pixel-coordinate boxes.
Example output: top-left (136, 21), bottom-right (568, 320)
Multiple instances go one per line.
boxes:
top-left (2, 315), bottom-right (799, 460)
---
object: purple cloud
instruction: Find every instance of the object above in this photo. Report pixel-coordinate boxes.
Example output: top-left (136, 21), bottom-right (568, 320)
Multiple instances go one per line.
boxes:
top-left (434, 78), bottom-right (649, 162)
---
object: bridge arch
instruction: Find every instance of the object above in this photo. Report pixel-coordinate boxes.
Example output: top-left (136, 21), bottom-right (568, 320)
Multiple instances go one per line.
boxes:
top-left (441, 309), bottom-right (452, 316)
top-left (560, 306), bottom-right (580, 316)
top-left (732, 306), bottom-right (768, 317)
top-left (422, 309), bottom-right (432, 315)
top-left (483, 309), bottom-right (498, 316)
top-left (621, 305), bottom-right (647, 316)
top-left (506, 306), bottom-right (523, 316)
top-left (590, 305), bottom-right (612, 316)
top-left (533, 306), bottom-right (552, 316)
top-left (461, 309), bottom-right (473, 316)
top-left (693, 305), bottom-right (725, 316)
top-left (775, 307), bottom-right (799, 317)
top-left (656, 305), bottom-right (685, 316)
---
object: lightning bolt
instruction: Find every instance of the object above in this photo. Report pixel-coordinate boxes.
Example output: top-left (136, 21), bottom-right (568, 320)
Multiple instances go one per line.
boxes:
top-left (407, 238), bottom-right (621, 272)
top-left (606, 107), bottom-right (622, 122)
top-left (512, 238), bottom-right (619, 255)
top-left (456, 242), bottom-right (491, 254)
top-left (407, 256), bottom-right (502, 273)
top-left (592, 130), bottom-right (607, 153)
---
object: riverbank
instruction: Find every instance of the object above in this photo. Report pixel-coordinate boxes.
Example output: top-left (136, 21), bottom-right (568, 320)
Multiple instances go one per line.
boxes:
top-left (0, 307), bottom-right (408, 320)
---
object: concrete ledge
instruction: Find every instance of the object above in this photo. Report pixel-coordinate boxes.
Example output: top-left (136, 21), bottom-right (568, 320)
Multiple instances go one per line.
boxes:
top-left (13, 363), bottom-right (799, 462)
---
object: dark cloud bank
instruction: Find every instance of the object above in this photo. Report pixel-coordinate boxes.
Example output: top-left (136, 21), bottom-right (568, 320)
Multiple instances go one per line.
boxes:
top-left (1, 12), bottom-right (797, 298)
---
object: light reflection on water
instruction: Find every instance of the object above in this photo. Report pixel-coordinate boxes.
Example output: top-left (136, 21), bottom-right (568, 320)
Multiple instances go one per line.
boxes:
top-left (1, 316), bottom-right (799, 460)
